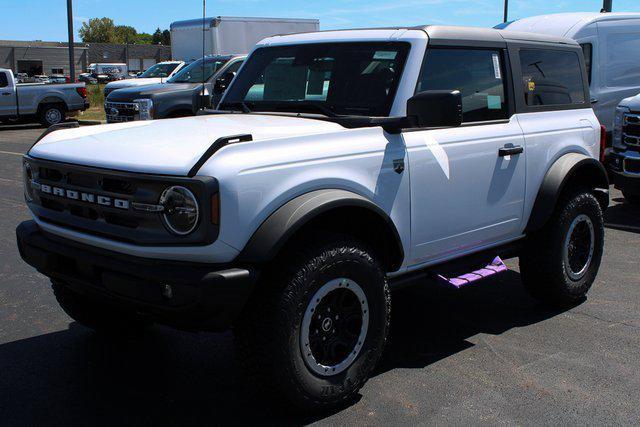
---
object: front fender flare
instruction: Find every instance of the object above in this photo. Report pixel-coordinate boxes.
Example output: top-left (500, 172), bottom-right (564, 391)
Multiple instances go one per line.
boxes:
top-left (526, 153), bottom-right (609, 233)
top-left (237, 189), bottom-right (404, 269)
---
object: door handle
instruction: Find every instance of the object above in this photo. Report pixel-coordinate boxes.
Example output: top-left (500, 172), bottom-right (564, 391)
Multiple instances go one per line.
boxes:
top-left (1, 92), bottom-right (11, 96)
top-left (590, 97), bottom-right (599, 104)
top-left (498, 146), bottom-right (524, 157)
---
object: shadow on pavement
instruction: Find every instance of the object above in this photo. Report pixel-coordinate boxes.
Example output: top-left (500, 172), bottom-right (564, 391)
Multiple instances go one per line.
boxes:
top-left (605, 199), bottom-right (640, 235)
top-left (0, 271), bottom-right (569, 425)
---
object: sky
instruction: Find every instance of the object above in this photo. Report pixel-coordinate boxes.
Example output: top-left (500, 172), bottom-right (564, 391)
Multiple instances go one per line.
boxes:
top-left (1, 0), bottom-right (640, 42)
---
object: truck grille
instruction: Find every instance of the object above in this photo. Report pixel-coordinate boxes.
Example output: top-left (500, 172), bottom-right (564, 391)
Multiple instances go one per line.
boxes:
top-left (24, 157), bottom-right (218, 245)
top-left (105, 101), bottom-right (138, 123)
top-left (623, 113), bottom-right (640, 151)
top-left (624, 157), bottom-right (640, 174)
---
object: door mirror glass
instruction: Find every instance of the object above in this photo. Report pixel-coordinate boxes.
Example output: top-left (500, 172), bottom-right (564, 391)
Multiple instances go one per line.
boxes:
top-left (214, 71), bottom-right (237, 95)
top-left (406, 90), bottom-right (462, 128)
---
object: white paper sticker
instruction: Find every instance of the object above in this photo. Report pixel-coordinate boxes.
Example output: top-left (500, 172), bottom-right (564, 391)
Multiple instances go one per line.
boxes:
top-left (492, 53), bottom-right (501, 79)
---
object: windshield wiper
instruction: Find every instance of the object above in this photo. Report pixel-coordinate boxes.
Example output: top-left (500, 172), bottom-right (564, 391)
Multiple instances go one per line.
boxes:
top-left (287, 101), bottom-right (340, 117)
top-left (221, 101), bottom-right (252, 113)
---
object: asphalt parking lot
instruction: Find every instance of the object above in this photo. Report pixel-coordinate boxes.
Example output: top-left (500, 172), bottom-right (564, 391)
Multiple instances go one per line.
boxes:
top-left (0, 123), bottom-right (639, 426)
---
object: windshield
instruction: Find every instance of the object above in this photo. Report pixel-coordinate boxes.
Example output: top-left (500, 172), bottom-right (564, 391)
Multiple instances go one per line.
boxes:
top-left (167, 57), bottom-right (230, 83)
top-left (220, 42), bottom-right (410, 117)
top-left (139, 63), bottom-right (180, 78)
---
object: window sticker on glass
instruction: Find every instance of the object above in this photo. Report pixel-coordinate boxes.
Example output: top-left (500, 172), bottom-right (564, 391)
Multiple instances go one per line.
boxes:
top-left (487, 95), bottom-right (502, 110)
top-left (492, 53), bottom-right (501, 79)
top-left (373, 51), bottom-right (397, 60)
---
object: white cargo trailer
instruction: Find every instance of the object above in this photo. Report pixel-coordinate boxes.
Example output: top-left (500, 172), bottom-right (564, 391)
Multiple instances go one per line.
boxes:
top-left (170, 16), bottom-right (319, 61)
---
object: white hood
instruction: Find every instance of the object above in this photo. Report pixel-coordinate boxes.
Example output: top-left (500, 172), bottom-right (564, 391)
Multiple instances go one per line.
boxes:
top-left (29, 114), bottom-right (345, 176)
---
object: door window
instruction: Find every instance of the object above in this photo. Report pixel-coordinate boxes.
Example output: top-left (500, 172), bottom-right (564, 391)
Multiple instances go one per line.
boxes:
top-left (519, 49), bottom-right (585, 106)
top-left (416, 48), bottom-right (508, 122)
top-left (0, 73), bottom-right (7, 88)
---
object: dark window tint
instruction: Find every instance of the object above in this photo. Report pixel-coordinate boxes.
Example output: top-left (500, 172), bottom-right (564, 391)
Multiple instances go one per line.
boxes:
top-left (580, 43), bottom-right (592, 85)
top-left (222, 42), bottom-right (410, 117)
top-left (519, 49), bottom-right (585, 106)
top-left (223, 59), bottom-right (243, 75)
top-left (416, 49), bottom-right (508, 122)
top-left (0, 73), bottom-right (7, 88)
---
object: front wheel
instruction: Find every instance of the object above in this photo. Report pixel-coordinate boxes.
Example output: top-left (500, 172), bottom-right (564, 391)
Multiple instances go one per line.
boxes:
top-left (520, 190), bottom-right (604, 306)
top-left (234, 235), bottom-right (390, 412)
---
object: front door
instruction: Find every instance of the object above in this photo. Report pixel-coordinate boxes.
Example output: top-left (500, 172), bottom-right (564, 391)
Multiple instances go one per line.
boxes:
top-left (404, 47), bottom-right (526, 266)
top-left (0, 71), bottom-right (17, 117)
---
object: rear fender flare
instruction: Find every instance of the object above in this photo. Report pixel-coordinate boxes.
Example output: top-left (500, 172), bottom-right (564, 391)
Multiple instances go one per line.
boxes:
top-left (526, 153), bottom-right (609, 233)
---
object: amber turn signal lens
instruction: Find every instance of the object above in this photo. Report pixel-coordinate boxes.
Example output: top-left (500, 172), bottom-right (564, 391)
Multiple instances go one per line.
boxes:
top-left (211, 192), bottom-right (220, 225)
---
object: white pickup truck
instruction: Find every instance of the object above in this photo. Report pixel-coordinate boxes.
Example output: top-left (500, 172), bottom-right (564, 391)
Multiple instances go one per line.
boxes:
top-left (0, 68), bottom-right (89, 127)
top-left (17, 26), bottom-right (608, 411)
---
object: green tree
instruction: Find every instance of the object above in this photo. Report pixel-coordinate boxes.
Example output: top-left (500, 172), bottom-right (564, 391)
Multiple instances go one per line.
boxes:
top-left (136, 32), bottom-right (153, 44)
top-left (162, 29), bottom-right (171, 46)
top-left (78, 17), bottom-right (116, 43)
top-left (152, 28), bottom-right (163, 45)
top-left (114, 25), bottom-right (137, 44)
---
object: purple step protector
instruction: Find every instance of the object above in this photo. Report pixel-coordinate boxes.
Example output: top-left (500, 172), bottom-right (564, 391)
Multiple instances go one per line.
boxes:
top-left (434, 256), bottom-right (508, 288)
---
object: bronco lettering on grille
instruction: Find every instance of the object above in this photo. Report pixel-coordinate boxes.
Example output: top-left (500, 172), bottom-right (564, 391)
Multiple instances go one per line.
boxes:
top-left (35, 182), bottom-right (130, 210)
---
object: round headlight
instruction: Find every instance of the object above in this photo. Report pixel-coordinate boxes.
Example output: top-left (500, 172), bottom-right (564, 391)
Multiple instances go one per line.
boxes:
top-left (159, 186), bottom-right (199, 235)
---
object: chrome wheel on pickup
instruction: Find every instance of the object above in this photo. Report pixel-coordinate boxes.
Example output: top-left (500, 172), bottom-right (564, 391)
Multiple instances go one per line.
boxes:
top-left (39, 104), bottom-right (65, 127)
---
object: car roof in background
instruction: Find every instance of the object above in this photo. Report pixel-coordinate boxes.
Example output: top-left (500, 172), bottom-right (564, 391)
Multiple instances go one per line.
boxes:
top-left (497, 12), bottom-right (640, 38)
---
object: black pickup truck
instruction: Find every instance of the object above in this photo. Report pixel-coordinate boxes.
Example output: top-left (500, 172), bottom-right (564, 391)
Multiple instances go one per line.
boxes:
top-left (104, 55), bottom-right (245, 123)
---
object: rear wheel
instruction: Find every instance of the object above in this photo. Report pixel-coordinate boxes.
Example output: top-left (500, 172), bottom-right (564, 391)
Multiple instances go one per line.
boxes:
top-left (39, 104), bottom-right (65, 127)
top-left (234, 235), bottom-right (390, 411)
top-left (520, 189), bottom-right (604, 306)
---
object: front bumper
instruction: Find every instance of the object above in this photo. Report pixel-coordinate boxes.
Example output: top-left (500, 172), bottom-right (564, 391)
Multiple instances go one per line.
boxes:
top-left (608, 151), bottom-right (640, 196)
top-left (16, 220), bottom-right (257, 331)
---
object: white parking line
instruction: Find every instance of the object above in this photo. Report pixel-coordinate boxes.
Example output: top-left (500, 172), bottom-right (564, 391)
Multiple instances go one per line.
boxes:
top-left (0, 150), bottom-right (23, 156)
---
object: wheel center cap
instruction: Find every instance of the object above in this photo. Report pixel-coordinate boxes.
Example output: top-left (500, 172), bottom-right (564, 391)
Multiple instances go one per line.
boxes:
top-left (321, 317), bottom-right (333, 332)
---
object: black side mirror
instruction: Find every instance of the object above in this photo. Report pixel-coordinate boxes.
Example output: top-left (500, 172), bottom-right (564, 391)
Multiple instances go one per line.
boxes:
top-left (214, 71), bottom-right (237, 95)
top-left (406, 90), bottom-right (463, 128)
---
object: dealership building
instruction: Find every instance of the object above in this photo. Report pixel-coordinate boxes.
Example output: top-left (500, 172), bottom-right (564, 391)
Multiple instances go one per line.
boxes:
top-left (0, 40), bottom-right (171, 78)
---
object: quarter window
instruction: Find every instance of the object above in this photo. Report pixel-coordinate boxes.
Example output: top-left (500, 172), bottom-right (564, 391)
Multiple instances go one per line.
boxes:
top-left (519, 49), bottom-right (585, 106)
top-left (416, 49), bottom-right (508, 122)
top-left (0, 73), bottom-right (7, 88)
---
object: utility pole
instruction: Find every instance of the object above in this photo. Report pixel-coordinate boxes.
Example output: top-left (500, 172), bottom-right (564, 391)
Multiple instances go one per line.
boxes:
top-left (503, 0), bottom-right (509, 23)
top-left (601, 0), bottom-right (613, 12)
top-left (66, 0), bottom-right (76, 82)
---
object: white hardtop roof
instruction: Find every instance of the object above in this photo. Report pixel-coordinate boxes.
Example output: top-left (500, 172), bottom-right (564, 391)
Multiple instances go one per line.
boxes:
top-left (501, 12), bottom-right (640, 38)
top-left (258, 25), bottom-right (575, 47)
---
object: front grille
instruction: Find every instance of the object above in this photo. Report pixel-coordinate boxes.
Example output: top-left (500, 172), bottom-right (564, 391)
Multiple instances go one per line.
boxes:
top-left (105, 101), bottom-right (138, 123)
top-left (24, 157), bottom-right (218, 246)
top-left (623, 113), bottom-right (640, 150)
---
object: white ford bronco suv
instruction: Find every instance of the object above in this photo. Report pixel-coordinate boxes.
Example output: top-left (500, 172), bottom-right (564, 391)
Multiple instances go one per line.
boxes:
top-left (17, 26), bottom-right (609, 410)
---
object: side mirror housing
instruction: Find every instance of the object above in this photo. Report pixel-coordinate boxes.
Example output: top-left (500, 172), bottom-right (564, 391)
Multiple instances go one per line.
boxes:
top-left (406, 90), bottom-right (463, 128)
top-left (214, 71), bottom-right (237, 95)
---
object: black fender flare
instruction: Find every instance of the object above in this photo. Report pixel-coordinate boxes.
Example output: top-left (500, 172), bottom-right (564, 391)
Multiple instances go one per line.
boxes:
top-left (238, 189), bottom-right (404, 270)
top-left (526, 153), bottom-right (609, 233)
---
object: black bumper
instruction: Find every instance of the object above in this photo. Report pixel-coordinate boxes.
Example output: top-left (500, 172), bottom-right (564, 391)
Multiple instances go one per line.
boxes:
top-left (612, 172), bottom-right (640, 196)
top-left (16, 220), bottom-right (257, 331)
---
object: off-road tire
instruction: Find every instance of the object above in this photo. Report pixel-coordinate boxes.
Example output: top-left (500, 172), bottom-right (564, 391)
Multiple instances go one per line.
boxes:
top-left (622, 191), bottom-right (640, 205)
top-left (234, 234), bottom-right (391, 412)
top-left (52, 279), bottom-right (149, 336)
top-left (39, 104), bottom-right (65, 127)
top-left (520, 190), bottom-right (604, 306)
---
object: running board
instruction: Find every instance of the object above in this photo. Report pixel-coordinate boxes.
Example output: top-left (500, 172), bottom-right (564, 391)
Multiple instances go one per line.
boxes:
top-left (433, 256), bottom-right (507, 288)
